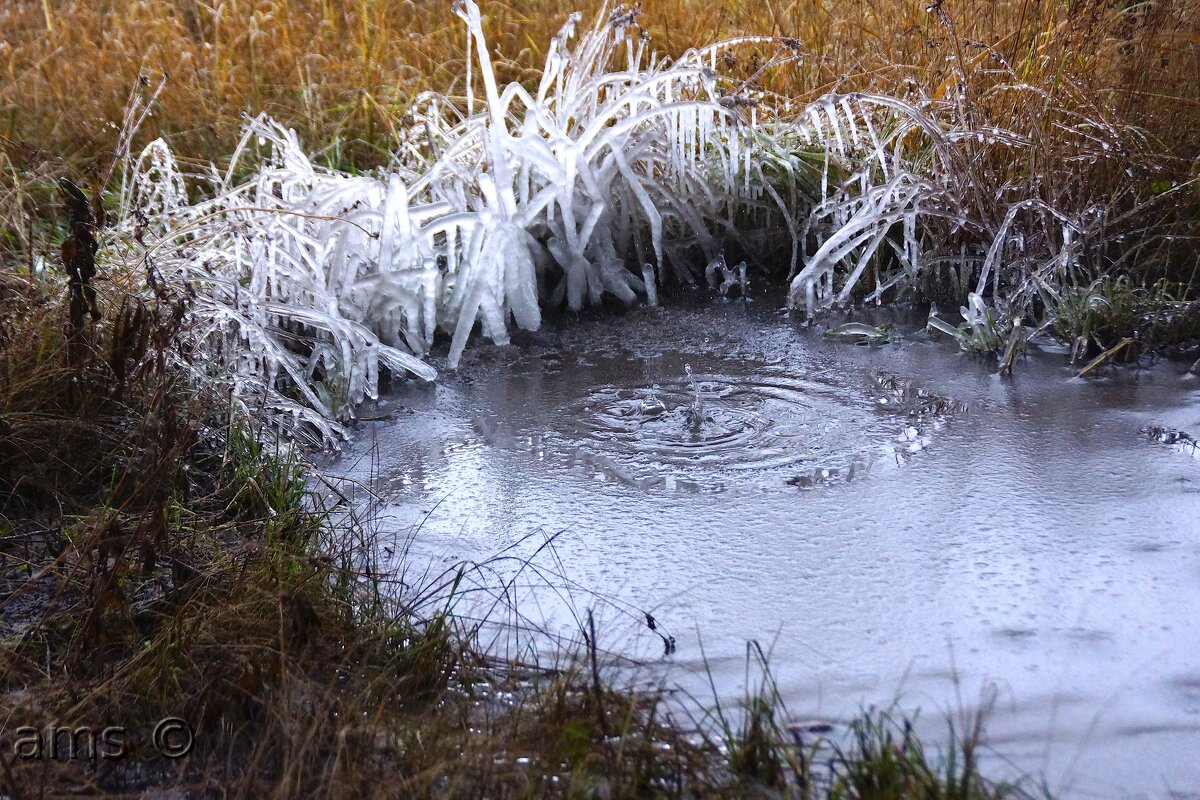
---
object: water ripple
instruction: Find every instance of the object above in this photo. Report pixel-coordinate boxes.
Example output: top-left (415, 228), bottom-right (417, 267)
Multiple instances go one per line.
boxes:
top-left (552, 362), bottom-right (962, 489)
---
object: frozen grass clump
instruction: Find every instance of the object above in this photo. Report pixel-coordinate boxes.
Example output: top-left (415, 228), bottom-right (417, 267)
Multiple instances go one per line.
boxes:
top-left (111, 1), bottom-right (1198, 439)
top-left (116, 127), bottom-right (438, 442)
top-left (116, 0), bottom-right (816, 439)
top-left (782, 77), bottom-right (1198, 355)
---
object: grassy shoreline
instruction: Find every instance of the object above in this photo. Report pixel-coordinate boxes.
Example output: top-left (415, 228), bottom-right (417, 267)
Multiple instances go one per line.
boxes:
top-left (0, 273), bottom-right (1037, 798)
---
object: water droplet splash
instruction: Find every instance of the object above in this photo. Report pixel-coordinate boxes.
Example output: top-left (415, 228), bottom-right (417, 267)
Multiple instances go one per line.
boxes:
top-left (682, 363), bottom-right (708, 432)
top-left (561, 362), bottom-right (963, 490)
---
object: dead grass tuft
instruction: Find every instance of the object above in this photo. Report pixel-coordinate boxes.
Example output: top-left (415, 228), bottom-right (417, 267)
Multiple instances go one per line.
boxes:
top-left (1, 0), bottom-right (1197, 172)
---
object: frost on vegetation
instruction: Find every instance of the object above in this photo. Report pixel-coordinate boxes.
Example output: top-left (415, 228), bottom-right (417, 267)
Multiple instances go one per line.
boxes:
top-left (927, 292), bottom-right (1006, 353)
top-left (112, 0), bottom-right (1161, 440)
top-left (704, 253), bottom-right (749, 297)
top-left (782, 88), bottom-right (1163, 346)
top-left (116, 0), bottom-right (812, 441)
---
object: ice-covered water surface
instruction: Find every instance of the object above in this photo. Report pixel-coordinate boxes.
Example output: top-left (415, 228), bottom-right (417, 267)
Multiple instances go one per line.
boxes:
top-left (330, 301), bottom-right (1200, 799)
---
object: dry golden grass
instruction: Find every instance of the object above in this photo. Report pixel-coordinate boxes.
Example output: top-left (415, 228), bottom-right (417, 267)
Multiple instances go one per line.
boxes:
top-left (1, 0), bottom-right (1197, 173)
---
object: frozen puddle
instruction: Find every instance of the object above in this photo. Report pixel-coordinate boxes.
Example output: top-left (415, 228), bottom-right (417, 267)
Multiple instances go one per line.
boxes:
top-left (329, 302), bottom-right (1200, 799)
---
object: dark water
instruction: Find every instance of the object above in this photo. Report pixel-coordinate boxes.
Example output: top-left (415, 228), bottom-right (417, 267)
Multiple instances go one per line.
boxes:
top-left (330, 301), bottom-right (1200, 799)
